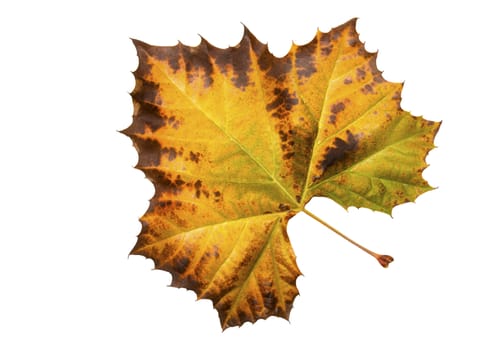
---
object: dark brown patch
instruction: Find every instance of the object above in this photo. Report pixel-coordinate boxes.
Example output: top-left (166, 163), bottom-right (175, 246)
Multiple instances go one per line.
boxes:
top-left (344, 77), bottom-right (353, 85)
top-left (123, 101), bottom-right (166, 135)
top-left (212, 245), bottom-right (220, 259)
top-left (317, 130), bottom-right (360, 173)
top-left (357, 46), bottom-right (371, 58)
top-left (194, 180), bottom-right (202, 198)
top-left (182, 274), bottom-right (202, 292)
top-left (295, 38), bottom-right (317, 79)
top-left (166, 115), bottom-right (181, 129)
top-left (163, 147), bottom-right (177, 161)
top-left (319, 32), bottom-right (334, 56)
top-left (361, 84), bottom-right (374, 94)
top-left (212, 45), bottom-right (231, 74)
top-left (135, 138), bottom-right (162, 167)
top-left (231, 37), bottom-right (252, 89)
top-left (132, 78), bottom-right (162, 105)
top-left (258, 51), bottom-right (291, 81)
top-left (266, 88), bottom-right (299, 119)
top-left (189, 151), bottom-right (201, 163)
top-left (150, 44), bottom-right (181, 73)
top-left (348, 38), bottom-right (357, 47)
top-left (328, 102), bottom-right (345, 124)
top-left (173, 256), bottom-right (190, 274)
top-left (283, 152), bottom-right (294, 160)
top-left (141, 168), bottom-right (165, 185)
top-left (157, 199), bottom-right (173, 209)
top-left (246, 295), bottom-right (259, 308)
top-left (279, 130), bottom-right (288, 142)
top-left (262, 291), bottom-right (278, 311)
top-left (356, 68), bottom-right (366, 81)
top-left (279, 203), bottom-right (291, 211)
top-left (142, 170), bottom-right (187, 196)
top-left (162, 177), bottom-right (184, 195)
top-left (174, 176), bottom-right (185, 187)
top-left (138, 102), bottom-right (165, 132)
top-left (213, 190), bottom-right (222, 203)
top-left (181, 43), bottom-right (214, 88)
top-left (368, 56), bottom-right (379, 75)
top-left (166, 46), bottom-right (181, 72)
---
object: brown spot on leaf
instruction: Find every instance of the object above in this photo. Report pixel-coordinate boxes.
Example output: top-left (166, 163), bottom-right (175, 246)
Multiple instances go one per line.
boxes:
top-left (279, 203), bottom-right (291, 211)
top-left (212, 245), bottom-right (220, 259)
top-left (392, 91), bottom-right (401, 100)
top-left (361, 84), bottom-right (374, 94)
top-left (317, 130), bottom-right (360, 173)
top-left (295, 38), bottom-right (317, 78)
top-left (262, 290), bottom-right (278, 311)
top-left (194, 180), bottom-right (202, 198)
top-left (182, 43), bottom-right (214, 88)
top-left (133, 102), bottom-right (166, 133)
top-left (344, 77), bottom-right (353, 85)
top-left (163, 147), bottom-right (177, 161)
top-left (328, 102), bottom-right (345, 124)
top-left (266, 88), bottom-right (299, 119)
top-left (166, 115), bottom-right (181, 129)
top-left (148, 44), bottom-right (182, 73)
top-left (135, 138), bottom-right (162, 167)
top-left (132, 79), bottom-right (162, 105)
top-left (163, 177), bottom-right (184, 195)
top-left (368, 56), bottom-right (380, 75)
top-left (319, 32), bottom-right (334, 56)
top-left (258, 52), bottom-right (292, 81)
top-left (174, 176), bottom-right (185, 187)
top-left (173, 256), bottom-right (190, 274)
top-left (356, 68), bottom-right (366, 81)
top-left (212, 46), bottom-right (231, 74)
top-left (231, 37), bottom-right (252, 89)
top-left (122, 102), bottom-right (165, 136)
top-left (279, 130), bottom-right (288, 142)
top-left (189, 151), bottom-right (202, 163)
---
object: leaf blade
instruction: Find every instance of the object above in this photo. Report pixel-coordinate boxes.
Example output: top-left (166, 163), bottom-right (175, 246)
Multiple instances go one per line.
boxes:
top-left (124, 19), bottom-right (441, 329)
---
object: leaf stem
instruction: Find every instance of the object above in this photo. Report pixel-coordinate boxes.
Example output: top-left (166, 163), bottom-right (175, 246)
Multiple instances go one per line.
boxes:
top-left (302, 208), bottom-right (393, 268)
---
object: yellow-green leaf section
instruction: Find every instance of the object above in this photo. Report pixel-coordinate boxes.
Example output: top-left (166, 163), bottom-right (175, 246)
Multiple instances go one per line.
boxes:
top-left (123, 18), bottom-right (440, 329)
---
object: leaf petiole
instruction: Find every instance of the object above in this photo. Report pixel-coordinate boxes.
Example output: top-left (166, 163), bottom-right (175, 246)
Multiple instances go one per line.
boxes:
top-left (302, 208), bottom-right (393, 268)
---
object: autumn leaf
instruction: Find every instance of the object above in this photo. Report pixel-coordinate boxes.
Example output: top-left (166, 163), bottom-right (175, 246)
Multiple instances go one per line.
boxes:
top-left (122, 18), bottom-right (440, 329)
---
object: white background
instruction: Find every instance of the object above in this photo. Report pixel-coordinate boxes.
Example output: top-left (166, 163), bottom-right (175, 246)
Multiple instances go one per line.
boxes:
top-left (1, 0), bottom-right (499, 348)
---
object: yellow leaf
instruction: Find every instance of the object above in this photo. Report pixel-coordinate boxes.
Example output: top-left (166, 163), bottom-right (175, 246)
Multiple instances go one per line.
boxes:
top-left (122, 19), bottom-right (440, 329)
